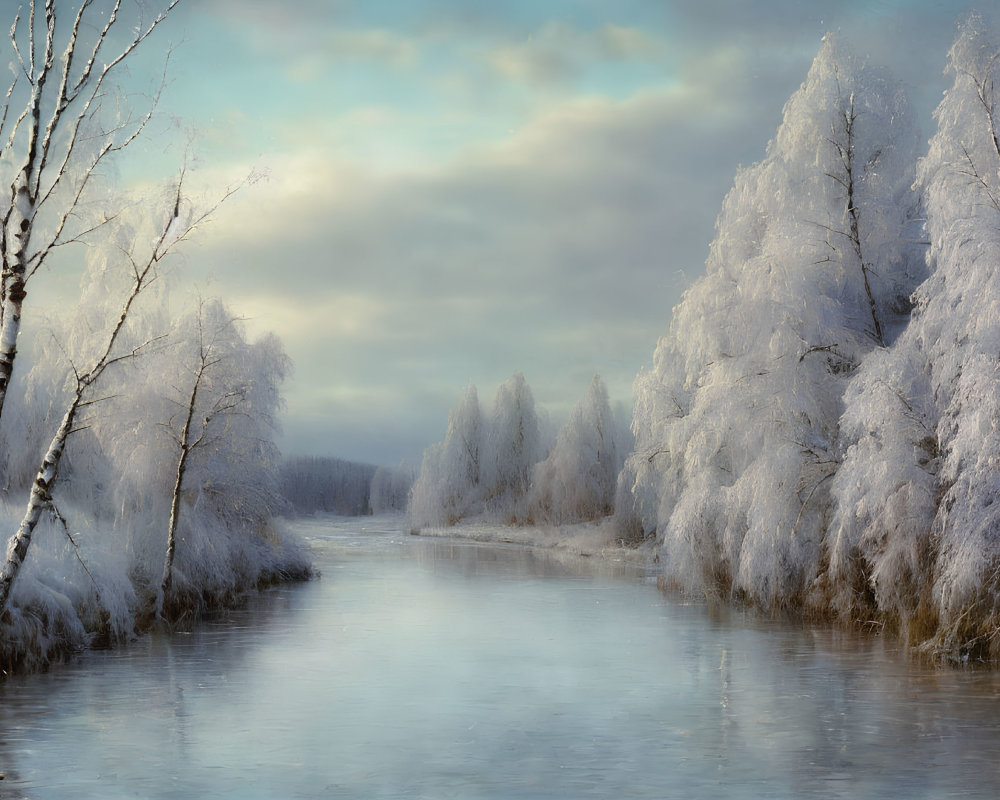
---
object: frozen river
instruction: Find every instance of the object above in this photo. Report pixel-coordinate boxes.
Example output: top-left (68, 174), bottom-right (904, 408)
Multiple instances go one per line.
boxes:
top-left (2, 515), bottom-right (1000, 798)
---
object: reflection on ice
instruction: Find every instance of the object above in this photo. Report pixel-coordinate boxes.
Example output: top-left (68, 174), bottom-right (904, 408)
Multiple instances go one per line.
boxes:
top-left (1, 515), bottom-right (1000, 799)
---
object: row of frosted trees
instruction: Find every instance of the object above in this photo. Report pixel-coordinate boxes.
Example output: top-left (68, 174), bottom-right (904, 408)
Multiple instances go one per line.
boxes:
top-left (617, 17), bottom-right (1000, 660)
top-left (409, 373), bottom-right (628, 529)
top-left (0, 2), bottom-right (309, 670)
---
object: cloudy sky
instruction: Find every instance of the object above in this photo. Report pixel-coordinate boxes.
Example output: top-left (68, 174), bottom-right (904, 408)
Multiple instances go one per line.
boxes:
top-left (102, 0), bottom-right (986, 466)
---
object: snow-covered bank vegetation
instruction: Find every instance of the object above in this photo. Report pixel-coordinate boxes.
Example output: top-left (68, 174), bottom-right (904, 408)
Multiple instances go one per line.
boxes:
top-left (0, 1), bottom-right (310, 672)
top-left (411, 18), bottom-right (1000, 663)
top-left (618, 18), bottom-right (1000, 662)
top-left (619, 33), bottom-right (924, 608)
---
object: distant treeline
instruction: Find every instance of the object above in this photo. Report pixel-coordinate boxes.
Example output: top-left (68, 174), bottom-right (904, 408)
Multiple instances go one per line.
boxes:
top-left (278, 457), bottom-right (415, 517)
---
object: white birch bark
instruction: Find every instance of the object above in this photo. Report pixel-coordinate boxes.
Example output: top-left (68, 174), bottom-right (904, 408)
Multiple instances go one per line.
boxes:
top-left (158, 357), bottom-right (203, 616)
top-left (0, 394), bottom-right (78, 611)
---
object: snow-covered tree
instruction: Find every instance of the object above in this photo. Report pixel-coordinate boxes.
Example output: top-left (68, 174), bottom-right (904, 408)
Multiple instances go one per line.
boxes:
top-left (408, 384), bottom-right (485, 527)
top-left (826, 15), bottom-right (1000, 657)
top-left (151, 299), bottom-right (300, 619)
top-left (619, 36), bottom-right (922, 607)
top-left (528, 374), bottom-right (620, 524)
top-left (0, 189), bottom-right (308, 665)
top-left (483, 373), bottom-right (542, 521)
top-left (409, 373), bottom-right (550, 528)
top-left (0, 176), bottom-right (200, 613)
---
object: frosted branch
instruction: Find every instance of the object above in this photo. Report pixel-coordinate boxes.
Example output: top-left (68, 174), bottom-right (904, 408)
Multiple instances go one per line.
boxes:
top-left (958, 144), bottom-right (1000, 215)
top-left (47, 500), bottom-right (101, 595)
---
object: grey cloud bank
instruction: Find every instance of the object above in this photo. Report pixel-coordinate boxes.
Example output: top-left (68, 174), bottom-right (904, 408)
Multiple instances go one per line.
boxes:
top-left (172, 1), bottom-right (977, 467)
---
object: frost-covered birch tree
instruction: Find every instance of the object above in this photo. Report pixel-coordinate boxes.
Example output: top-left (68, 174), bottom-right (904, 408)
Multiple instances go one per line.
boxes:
top-left (0, 0), bottom-right (180, 424)
top-left (619, 36), bottom-right (921, 606)
top-left (0, 174), bottom-right (212, 613)
top-left (157, 300), bottom-right (265, 618)
top-left (826, 15), bottom-right (1000, 657)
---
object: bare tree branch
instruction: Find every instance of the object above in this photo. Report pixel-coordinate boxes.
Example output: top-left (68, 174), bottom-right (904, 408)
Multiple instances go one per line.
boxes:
top-left (0, 0), bottom-right (183, 425)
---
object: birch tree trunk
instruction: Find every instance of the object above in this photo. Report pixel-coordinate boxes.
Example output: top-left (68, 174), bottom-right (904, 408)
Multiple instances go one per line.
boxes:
top-left (0, 393), bottom-right (78, 611)
top-left (157, 303), bottom-right (247, 619)
top-left (826, 89), bottom-right (884, 347)
top-left (158, 361), bottom-right (203, 617)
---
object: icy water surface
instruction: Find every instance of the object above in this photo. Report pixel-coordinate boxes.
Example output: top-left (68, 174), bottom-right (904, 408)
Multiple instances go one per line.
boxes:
top-left (2, 516), bottom-right (1000, 798)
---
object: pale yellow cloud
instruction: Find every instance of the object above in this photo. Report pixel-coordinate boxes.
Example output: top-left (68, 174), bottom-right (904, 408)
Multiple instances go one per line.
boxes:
top-left (233, 291), bottom-right (391, 343)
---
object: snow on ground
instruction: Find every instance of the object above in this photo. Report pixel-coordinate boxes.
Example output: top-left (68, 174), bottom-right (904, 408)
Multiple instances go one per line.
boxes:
top-left (411, 516), bottom-right (655, 569)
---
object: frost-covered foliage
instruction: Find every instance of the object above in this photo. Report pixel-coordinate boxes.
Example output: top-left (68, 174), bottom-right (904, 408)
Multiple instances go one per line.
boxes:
top-left (620, 36), bottom-right (922, 607)
top-left (278, 456), bottom-right (378, 517)
top-left (409, 374), bottom-right (547, 528)
top-left (369, 462), bottom-right (416, 514)
top-left (825, 15), bottom-right (1000, 658)
top-left (618, 19), bottom-right (1000, 659)
top-left (409, 373), bottom-right (627, 529)
top-left (409, 384), bottom-right (487, 527)
top-left (822, 347), bottom-right (938, 633)
top-left (128, 300), bottom-right (305, 615)
top-left (0, 1), bottom-right (310, 671)
top-left (483, 373), bottom-right (543, 520)
top-left (528, 375), bottom-right (621, 524)
top-left (0, 243), bottom-right (309, 670)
